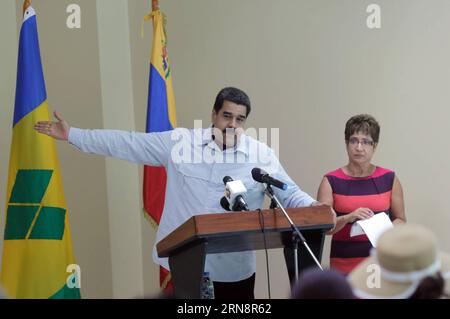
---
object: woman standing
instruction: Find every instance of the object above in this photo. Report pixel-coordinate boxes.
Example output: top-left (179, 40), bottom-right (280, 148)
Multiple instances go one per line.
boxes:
top-left (317, 114), bottom-right (406, 275)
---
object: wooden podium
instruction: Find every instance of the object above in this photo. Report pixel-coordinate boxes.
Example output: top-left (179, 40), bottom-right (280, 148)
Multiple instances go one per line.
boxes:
top-left (157, 206), bottom-right (334, 298)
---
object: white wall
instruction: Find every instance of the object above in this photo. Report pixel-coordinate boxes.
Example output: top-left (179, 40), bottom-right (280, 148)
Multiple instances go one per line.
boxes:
top-left (96, 0), bottom-right (145, 298)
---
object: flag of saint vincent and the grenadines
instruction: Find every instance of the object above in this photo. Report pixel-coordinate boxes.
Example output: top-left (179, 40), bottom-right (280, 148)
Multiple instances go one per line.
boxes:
top-left (143, 8), bottom-right (177, 291)
top-left (0, 5), bottom-right (80, 299)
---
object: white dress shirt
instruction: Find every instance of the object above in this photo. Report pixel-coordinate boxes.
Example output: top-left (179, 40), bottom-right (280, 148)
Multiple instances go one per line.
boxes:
top-left (68, 126), bottom-right (316, 282)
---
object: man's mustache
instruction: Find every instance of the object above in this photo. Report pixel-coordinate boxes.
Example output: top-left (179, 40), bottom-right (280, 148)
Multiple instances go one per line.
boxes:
top-left (222, 128), bottom-right (235, 134)
top-left (211, 127), bottom-right (243, 142)
top-left (222, 128), bottom-right (244, 134)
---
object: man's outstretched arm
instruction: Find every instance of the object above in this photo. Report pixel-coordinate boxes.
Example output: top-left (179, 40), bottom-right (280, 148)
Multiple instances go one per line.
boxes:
top-left (34, 111), bottom-right (173, 166)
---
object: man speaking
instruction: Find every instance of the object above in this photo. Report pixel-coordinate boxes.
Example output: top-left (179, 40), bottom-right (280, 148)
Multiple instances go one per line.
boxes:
top-left (35, 87), bottom-right (323, 299)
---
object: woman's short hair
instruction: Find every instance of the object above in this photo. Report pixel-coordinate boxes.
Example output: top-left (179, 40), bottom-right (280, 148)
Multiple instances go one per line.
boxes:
top-left (345, 114), bottom-right (380, 143)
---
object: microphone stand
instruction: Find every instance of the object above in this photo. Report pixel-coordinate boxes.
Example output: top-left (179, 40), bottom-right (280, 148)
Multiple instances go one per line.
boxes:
top-left (264, 185), bottom-right (323, 281)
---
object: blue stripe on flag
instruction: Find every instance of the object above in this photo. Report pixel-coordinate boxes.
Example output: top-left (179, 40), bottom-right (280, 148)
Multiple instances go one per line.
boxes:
top-left (146, 64), bottom-right (173, 133)
top-left (13, 15), bottom-right (47, 127)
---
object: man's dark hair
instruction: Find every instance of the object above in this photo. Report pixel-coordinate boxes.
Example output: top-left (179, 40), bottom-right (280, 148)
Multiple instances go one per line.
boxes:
top-left (213, 87), bottom-right (251, 117)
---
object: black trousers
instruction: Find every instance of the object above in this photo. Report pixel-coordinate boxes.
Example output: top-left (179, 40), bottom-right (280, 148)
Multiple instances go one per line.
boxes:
top-left (213, 273), bottom-right (255, 299)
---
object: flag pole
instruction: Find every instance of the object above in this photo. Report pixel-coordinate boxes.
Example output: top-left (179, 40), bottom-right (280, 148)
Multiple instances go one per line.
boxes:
top-left (23, 0), bottom-right (31, 14)
top-left (152, 0), bottom-right (159, 11)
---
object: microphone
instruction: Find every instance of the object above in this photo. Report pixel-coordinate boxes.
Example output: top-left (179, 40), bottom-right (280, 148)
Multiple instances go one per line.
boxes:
top-left (220, 196), bottom-right (231, 211)
top-left (251, 167), bottom-right (288, 190)
top-left (222, 176), bottom-right (249, 211)
top-left (223, 176), bottom-right (233, 184)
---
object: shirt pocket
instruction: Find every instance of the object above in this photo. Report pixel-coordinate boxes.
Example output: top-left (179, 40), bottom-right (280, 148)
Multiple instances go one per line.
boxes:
top-left (173, 163), bottom-right (225, 212)
top-left (173, 163), bottom-right (212, 184)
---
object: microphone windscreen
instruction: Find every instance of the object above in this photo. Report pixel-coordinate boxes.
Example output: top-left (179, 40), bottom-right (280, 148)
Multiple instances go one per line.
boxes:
top-left (220, 196), bottom-right (231, 211)
top-left (251, 167), bottom-right (267, 182)
top-left (223, 176), bottom-right (233, 185)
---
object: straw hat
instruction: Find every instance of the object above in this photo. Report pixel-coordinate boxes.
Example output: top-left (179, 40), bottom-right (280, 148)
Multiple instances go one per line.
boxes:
top-left (348, 224), bottom-right (450, 299)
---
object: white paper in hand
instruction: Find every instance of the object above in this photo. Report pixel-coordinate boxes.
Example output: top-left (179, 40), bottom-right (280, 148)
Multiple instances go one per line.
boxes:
top-left (349, 212), bottom-right (393, 247)
top-left (350, 223), bottom-right (365, 237)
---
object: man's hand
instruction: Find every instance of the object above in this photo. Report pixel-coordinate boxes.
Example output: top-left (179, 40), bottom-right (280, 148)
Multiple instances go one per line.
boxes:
top-left (34, 111), bottom-right (70, 141)
top-left (311, 201), bottom-right (327, 207)
top-left (311, 202), bottom-right (338, 233)
top-left (312, 201), bottom-right (336, 219)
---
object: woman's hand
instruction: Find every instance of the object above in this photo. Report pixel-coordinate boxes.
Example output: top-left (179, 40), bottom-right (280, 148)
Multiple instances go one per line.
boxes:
top-left (347, 208), bottom-right (374, 223)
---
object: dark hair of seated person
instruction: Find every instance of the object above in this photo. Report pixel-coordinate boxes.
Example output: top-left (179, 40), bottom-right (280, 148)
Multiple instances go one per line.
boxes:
top-left (291, 268), bottom-right (356, 299)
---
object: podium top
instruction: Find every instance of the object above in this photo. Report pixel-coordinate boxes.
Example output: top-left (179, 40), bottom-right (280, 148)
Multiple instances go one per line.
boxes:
top-left (157, 206), bottom-right (334, 257)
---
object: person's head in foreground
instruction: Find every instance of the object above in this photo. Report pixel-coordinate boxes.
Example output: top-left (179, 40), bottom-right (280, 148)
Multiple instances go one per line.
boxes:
top-left (348, 224), bottom-right (450, 299)
top-left (291, 268), bottom-right (356, 299)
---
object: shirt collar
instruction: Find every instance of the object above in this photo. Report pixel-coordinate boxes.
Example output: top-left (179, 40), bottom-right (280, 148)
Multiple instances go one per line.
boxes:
top-left (195, 126), bottom-right (249, 156)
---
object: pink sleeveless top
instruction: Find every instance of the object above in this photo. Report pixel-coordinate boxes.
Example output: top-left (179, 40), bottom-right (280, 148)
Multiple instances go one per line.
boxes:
top-left (325, 167), bottom-right (395, 274)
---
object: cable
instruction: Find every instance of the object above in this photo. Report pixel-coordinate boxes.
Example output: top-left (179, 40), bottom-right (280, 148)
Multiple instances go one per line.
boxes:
top-left (257, 208), bottom-right (271, 299)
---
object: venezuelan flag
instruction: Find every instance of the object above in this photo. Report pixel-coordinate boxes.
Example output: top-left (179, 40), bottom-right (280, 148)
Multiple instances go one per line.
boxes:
top-left (142, 8), bottom-right (177, 291)
top-left (0, 4), bottom-right (80, 299)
